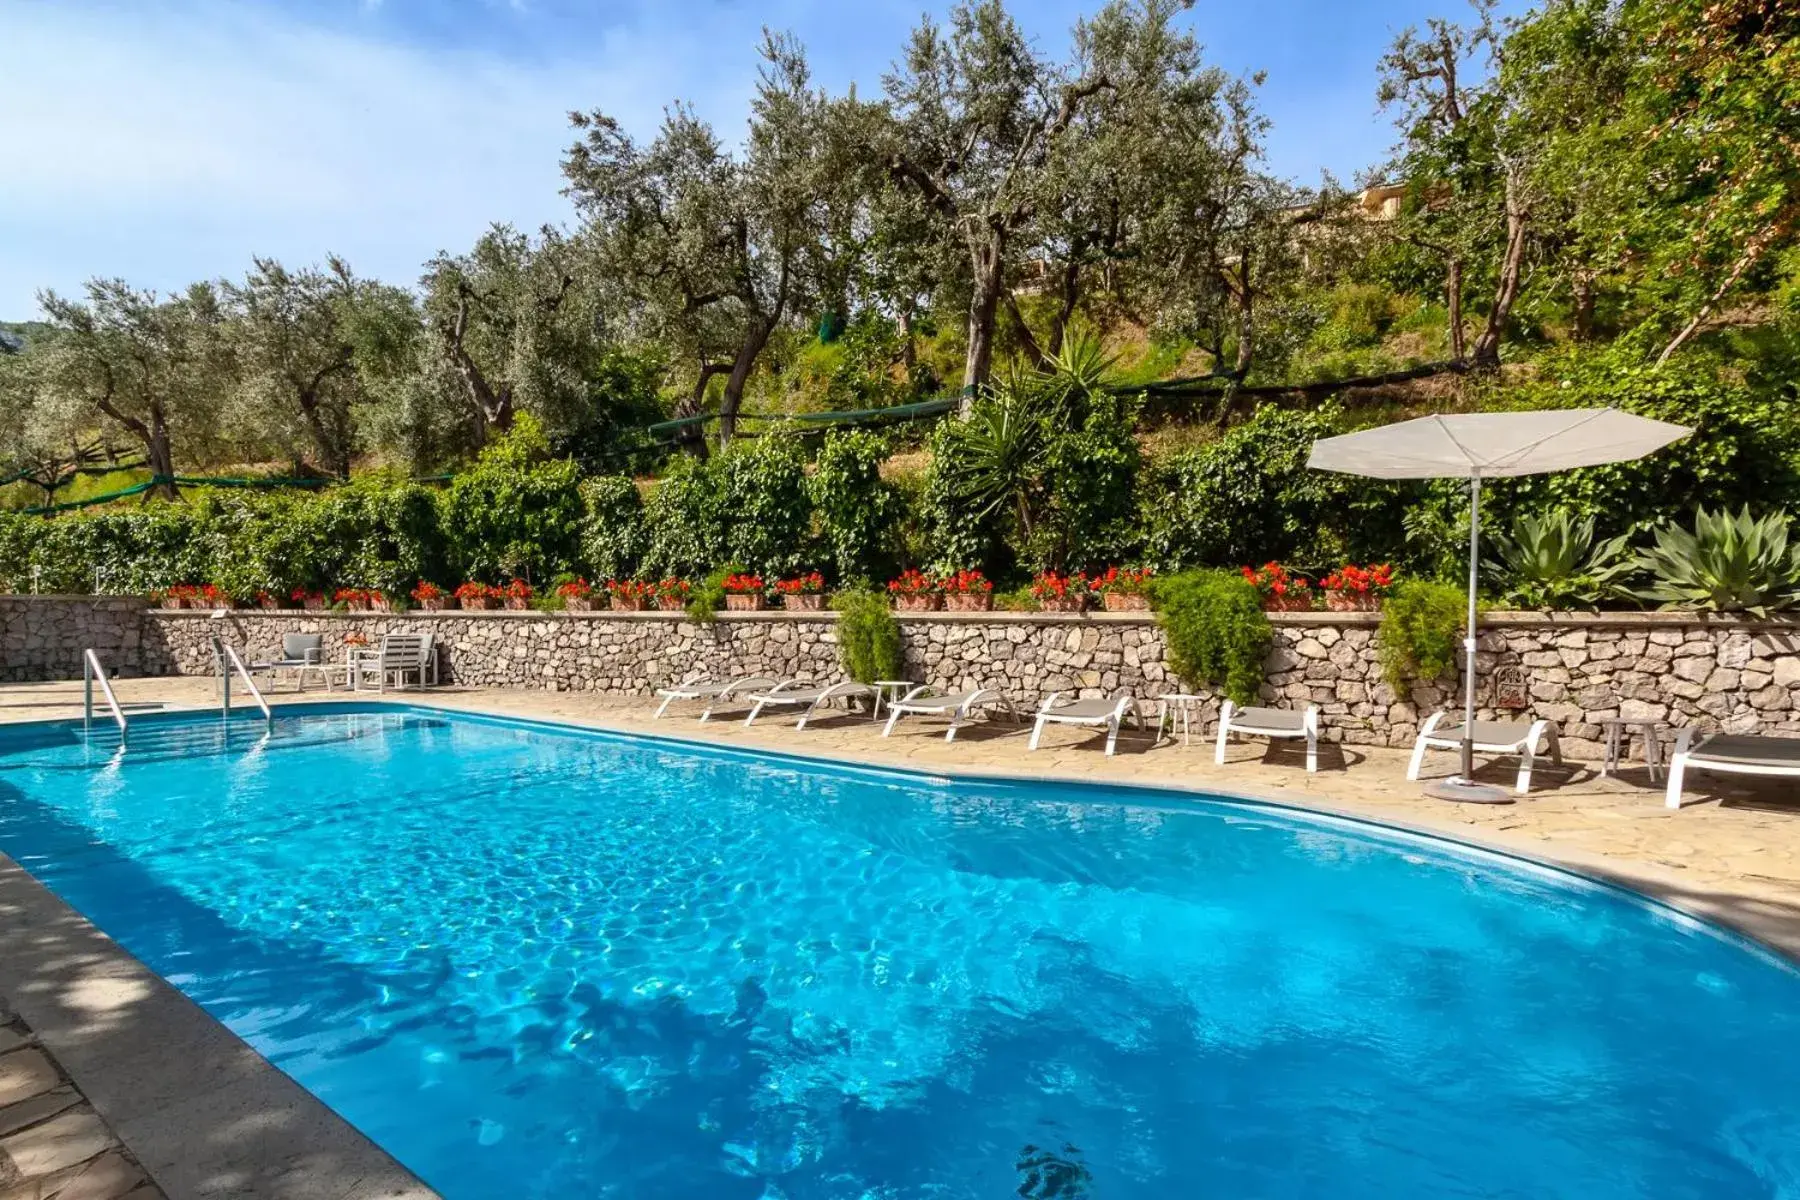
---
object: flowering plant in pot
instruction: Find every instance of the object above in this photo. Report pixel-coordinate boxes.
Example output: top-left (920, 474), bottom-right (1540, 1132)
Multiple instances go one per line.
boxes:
top-left (411, 581), bottom-right (454, 611)
top-left (887, 569), bottom-right (943, 611)
top-left (939, 568), bottom-right (995, 611)
top-left (605, 579), bottom-right (654, 610)
top-left (253, 590), bottom-right (279, 610)
top-left (157, 584), bottom-right (195, 609)
top-left (1094, 566), bottom-right (1154, 611)
top-left (291, 587), bottom-right (326, 611)
top-left (721, 572), bottom-right (767, 611)
top-left (454, 582), bottom-right (499, 610)
top-left (775, 571), bottom-right (827, 611)
top-left (366, 589), bottom-right (393, 612)
top-left (652, 578), bottom-right (691, 611)
top-left (1241, 562), bottom-right (1314, 612)
top-left (335, 587), bottom-right (370, 612)
top-left (556, 577), bottom-right (598, 611)
top-left (1031, 571), bottom-right (1090, 612)
top-left (1320, 563), bottom-right (1394, 611)
top-left (501, 579), bottom-right (534, 610)
top-left (197, 583), bottom-right (230, 609)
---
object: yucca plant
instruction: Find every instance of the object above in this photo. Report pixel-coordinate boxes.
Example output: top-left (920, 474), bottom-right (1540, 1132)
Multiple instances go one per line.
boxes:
top-left (1483, 509), bottom-right (1634, 609)
top-left (1631, 506), bottom-right (1800, 616)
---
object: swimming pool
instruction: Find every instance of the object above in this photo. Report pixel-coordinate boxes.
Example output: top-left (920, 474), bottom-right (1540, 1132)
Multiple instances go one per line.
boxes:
top-left (0, 704), bottom-right (1796, 1197)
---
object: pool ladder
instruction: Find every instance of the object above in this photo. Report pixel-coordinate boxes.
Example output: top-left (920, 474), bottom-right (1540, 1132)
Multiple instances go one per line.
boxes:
top-left (83, 648), bottom-right (127, 743)
top-left (211, 635), bottom-right (273, 729)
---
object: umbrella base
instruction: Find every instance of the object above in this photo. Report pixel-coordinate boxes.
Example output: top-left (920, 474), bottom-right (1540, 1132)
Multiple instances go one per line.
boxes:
top-left (1424, 777), bottom-right (1515, 805)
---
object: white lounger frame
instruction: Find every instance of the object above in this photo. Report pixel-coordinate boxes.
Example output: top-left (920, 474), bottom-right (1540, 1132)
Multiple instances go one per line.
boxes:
top-left (881, 686), bottom-right (1018, 742)
top-left (1406, 711), bottom-right (1561, 794)
top-left (1028, 693), bottom-right (1142, 757)
top-left (1664, 728), bottom-right (1800, 809)
top-left (1214, 700), bottom-right (1320, 773)
top-left (654, 676), bottom-right (785, 721)
top-left (741, 680), bottom-right (877, 729)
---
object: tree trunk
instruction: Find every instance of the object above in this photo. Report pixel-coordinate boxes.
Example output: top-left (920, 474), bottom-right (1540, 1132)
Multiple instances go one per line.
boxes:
top-left (1002, 290), bottom-right (1051, 371)
top-left (144, 416), bottom-right (177, 500)
top-left (1469, 169), bottom-right (1529, 371)
top-left (899, 304), bottom-right (917, 385)
top-left (1570, 271), bottom-right (1595, 342)
top-left (962, 236), bottom-right (1005, 412)
top-left (1046, 241), bottom-right (1086, 360)
top-left (717, 316), bottom-right (777, 451)
top-left (1445, 257), bottom-right (1466, 363)
top-left (1656, 207), bottom-right (1796, 366)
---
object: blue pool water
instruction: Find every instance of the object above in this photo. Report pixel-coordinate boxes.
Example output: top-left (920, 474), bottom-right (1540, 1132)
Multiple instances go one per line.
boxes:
top-left (0, 706), bottom-right (1797, 1197)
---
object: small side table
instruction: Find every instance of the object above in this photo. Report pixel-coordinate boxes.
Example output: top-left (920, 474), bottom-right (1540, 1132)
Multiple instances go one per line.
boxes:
top-left (872, 681), bottom-right (915, 718)
top-left (1599, 718), bottom-right (1665, 782)
top-left (1157, 693), bottom-right (1211, 746)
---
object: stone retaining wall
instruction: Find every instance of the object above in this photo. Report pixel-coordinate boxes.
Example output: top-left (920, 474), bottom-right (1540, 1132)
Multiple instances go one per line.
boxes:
top-left (4, 600), bottom-right (1796, 759)
top-left (0, 597), bottom-right (167, 682)
top-left (136, 607), bottom-right (1800, 758)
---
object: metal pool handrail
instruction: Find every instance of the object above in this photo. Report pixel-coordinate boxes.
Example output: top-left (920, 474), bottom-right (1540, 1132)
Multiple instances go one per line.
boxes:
top-left (83, 648), bottom-right (127, 740)
top-left (212, 635), bottom-right (272, 728)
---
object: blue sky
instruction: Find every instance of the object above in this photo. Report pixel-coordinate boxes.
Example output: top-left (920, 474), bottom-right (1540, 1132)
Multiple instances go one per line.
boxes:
top-left (0, 0), bottom-right (1529, 318)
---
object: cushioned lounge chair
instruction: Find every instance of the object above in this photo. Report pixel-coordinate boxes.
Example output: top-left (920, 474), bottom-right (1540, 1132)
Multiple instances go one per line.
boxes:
top-left (881, 686), bottom-right (1019, 742)
top-left (653, 675), bottom-right (782, 720)
top-left (1665, 729), bottom-right (1800, 808)
top-left (742, 680), bottom-right (879, 729)
top-left (250, 633), bottom-right (330, 692)
top-left (1406, 712), bottom-right (1561, 794)
top-left (1215, 700), bottom-right (1321, 773)
top-left (1028, 692), bottom-right (1143, 757)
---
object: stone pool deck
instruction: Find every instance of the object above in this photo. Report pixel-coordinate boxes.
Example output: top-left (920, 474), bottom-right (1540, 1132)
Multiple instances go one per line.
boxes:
top-left (2, 676), bottom-right (1799, 1195)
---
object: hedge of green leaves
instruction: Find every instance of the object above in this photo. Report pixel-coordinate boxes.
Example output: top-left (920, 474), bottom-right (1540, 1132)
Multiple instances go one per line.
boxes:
top-left (5, 345), bottom-right (1797, 601)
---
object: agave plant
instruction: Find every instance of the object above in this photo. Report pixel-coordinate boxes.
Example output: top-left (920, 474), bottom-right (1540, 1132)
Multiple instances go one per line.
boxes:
top-left (1631, 506), bottom-right (1800, 616)
top-left (1483, 509), bottom-right (1634, 609)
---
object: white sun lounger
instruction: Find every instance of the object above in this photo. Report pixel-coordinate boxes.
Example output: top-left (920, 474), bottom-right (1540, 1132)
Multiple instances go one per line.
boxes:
top-left (881, 686), bottom-right (1019, 742)
top-left (1665, 729), bottom-right (1800, 809)
top-left (1406, 712), bottom-right (1562, 794)
top-left (1028, 692), bottom-right (1143, 757)
top-left (654, 675), bottom-right (783, 720)
top-left (742, 680), bottom-right (878, 729)
top-left (1215, 701), bottom-right (1321, 772)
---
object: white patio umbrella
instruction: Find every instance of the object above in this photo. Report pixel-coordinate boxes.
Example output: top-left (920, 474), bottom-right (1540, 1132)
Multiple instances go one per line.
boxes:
top-left (1307, 409), bottom-right (1691, 802)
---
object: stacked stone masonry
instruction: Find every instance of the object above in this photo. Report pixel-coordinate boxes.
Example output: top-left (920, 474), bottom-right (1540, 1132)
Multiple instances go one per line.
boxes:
top-left (4, 600), bottom-right (1797, 760)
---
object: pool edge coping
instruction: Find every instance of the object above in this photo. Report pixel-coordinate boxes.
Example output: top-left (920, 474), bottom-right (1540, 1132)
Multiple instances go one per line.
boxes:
top-left (0, 854), bottom-right (439, 1200)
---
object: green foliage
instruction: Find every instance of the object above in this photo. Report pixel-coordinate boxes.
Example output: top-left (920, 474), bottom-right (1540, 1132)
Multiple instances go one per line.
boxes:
top-left (834, 589), bottom-right (906, 683)
top-left (1151, 570), bottom-right (1271, 706)
top-left (1483, 509), bottom-right (1634, 609)
top-left (810, 431), bottom-right (900, 583)
top-left (578, 475), bottom-right (646, 580)
top-left (1631, 506), bottom-right (1800, 616)
top-left (1379, 580), bottom-right (1468, 692)
top-left (440, 415), bottom-right (583, 583)
top-left (685, 563), bottom-right (742, 625)
top-left (642, 456), bottom-right (728, 578)
top-left (1143, 404), bottom-right (1408, 572)
top-left (714, 435), bottom-right (812, 576)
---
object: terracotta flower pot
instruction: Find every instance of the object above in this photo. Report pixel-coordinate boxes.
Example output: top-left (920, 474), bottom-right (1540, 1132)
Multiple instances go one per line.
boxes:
top-left (416, 597), bottom-right (452, 611)
top-left (301, 597), bottom-right (325, 611)
top-left (655, 596), bottom-right (686, 611)
top-left (1101, 592), bottom-right (1150, 612)
top-left (724, 594), bottom-right (765, 611)
top-left (1325, 592), bottom-right (1379, 612)
top-left (782, 592), bottom-right (826, 611)
top-left (461, 596), bottom-right (498, 610)
top-left (1039, 595), bottom-right (1086, 612)
top-left (944, 593), bottom-right (994, 612)
top-left (503, 598), bottom-right (531, 611)
top-left (562, 596), bottom-right (597, 611)
top-left (893, 594), bottom-right (943, 612)
top-left (1263, 594), bottom-right (1314, 612)
top-left (256, 596), bottom-right (279, 611)
top-left (368, 597), bottom-right (393, 613)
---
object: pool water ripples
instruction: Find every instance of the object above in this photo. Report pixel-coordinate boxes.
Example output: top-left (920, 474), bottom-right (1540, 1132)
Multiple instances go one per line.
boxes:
top-left (0, 707), bottom-right (1797, 1198)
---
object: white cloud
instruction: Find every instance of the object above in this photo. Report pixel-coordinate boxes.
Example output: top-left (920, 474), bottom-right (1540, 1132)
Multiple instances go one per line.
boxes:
top-left (0, 1), bottom-right (769, 313)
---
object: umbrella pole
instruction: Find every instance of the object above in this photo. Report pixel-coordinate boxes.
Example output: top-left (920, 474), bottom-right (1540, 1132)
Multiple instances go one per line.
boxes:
top-left (1461, 474), bottom-right (1481, 783)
